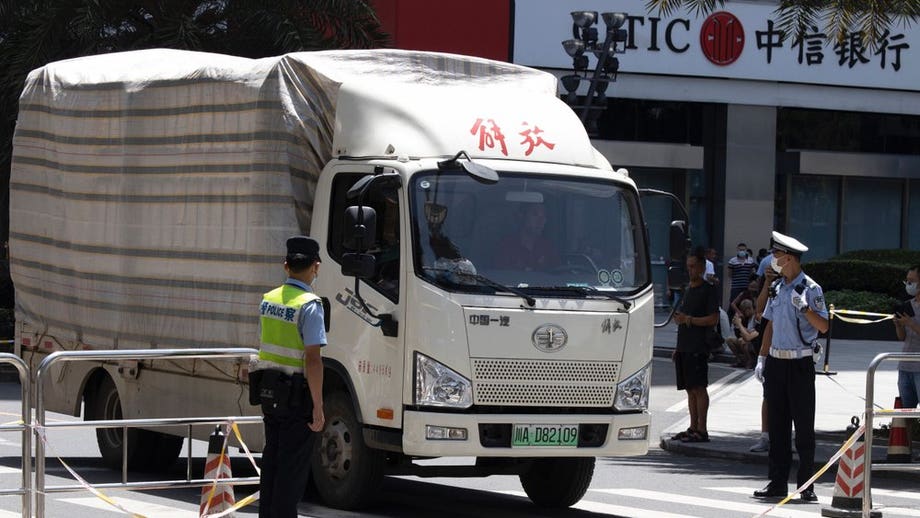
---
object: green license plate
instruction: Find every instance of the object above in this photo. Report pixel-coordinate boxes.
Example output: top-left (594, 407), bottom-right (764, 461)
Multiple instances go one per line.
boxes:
top-left (512, 424), bottom-right (578, 447)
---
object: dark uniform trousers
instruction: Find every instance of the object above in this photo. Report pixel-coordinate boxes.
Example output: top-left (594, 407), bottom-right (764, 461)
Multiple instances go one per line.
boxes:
top-left (259, 403), bottom-right (316, 518)
top-left (764, 355), bottom-right (816, 491)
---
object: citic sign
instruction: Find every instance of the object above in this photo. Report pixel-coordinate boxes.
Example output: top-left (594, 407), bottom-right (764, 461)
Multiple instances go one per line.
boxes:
top-left (625, 10), bottom-right (745, 66)
top-left (700, 12), bottom-right (744, 65)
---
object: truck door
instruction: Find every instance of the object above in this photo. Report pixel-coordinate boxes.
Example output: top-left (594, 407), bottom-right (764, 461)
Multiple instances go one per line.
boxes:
top-left (325, 171), bottom-right (406, 429)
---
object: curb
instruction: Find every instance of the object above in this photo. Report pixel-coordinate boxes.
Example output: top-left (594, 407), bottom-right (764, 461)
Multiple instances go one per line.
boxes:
top-left (659, 433), bottom-right (920, 482)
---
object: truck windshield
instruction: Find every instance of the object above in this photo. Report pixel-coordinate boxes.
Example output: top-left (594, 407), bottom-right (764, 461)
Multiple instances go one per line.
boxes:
top-left (410, 170), bottom-right (650, 296)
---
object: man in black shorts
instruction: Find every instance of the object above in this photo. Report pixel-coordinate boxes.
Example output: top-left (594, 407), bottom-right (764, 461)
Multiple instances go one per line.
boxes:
top-left (672, 248), bottom-right (720, 443)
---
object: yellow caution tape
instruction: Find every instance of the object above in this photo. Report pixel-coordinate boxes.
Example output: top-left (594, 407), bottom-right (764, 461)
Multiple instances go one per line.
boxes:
top-left (202, 490), bottom-right (260, 518)
top-left (830, 308), bottom-right (894, 325)
top-left (34, 424), bottom-right (148, 517)
top-left (753, 422), bottom-right (865, 518)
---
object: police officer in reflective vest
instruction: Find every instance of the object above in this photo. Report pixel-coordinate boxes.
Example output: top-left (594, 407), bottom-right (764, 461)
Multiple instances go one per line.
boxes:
top-left (753, 231), bottom-right (828, 503)
top-left (252, 236), bottom-right (326, 517)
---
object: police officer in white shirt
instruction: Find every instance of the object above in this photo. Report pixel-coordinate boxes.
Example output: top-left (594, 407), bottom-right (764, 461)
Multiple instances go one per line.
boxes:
top-left (752, 232), bottom-right (828, 503)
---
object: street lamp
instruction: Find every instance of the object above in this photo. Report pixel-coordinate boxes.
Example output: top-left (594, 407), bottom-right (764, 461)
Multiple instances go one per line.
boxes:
top-left (560, 11), bottom-right (629, 132)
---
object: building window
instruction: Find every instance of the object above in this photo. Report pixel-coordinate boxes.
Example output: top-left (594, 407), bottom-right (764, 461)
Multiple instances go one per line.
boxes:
top-left (789, 176), bottom-right (839, 261)
top-left (909, 180), bottom-right (920, 249)
top-left (842, 178), bottom-right (902, 252)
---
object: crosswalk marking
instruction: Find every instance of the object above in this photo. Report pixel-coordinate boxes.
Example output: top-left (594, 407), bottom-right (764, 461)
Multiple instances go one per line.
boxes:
top-left (59, 496), bottom-right (197, 517)
top-left (500, 490), bottom-right (702, 518)
top-left (593, 488), bottom-right (822, 518)
top-left (874, 488), bottom-right (920, 502)
top-left (709, 486), bottom-right (920, 516)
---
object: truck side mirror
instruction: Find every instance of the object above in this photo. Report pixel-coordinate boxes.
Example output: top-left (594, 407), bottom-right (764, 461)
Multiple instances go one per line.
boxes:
top-left (341, 253), bottom-right (376, 279)
top-left (667, 263), bottom-right (689, 290)
top-left (668, 220), bottom-right (690, 262)
top-left (343, 206), bottom-right (377, 252)
top-left (667, 220), bottom-right (690, 291)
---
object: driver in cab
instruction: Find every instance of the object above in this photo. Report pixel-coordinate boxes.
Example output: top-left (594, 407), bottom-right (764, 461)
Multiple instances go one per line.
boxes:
top-left (495, 202), bottom-right (560, 271)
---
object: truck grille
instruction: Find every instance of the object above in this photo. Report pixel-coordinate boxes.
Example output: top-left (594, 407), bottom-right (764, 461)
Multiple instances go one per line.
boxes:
top-left (471, 359), bottom-right (619, 407)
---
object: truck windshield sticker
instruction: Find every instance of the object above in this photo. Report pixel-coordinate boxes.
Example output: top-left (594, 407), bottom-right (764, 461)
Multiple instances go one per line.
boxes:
top-left (335, 287), bottom-right (379, 325)
top-left (470, 118), bottom-right (555, 157)
top-left (469, 314), bottom-right (510, 327)
top-left (596, 269), bottom-right (625, 288)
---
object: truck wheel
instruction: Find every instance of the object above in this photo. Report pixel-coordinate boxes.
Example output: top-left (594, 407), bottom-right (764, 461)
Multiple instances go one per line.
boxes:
top-left (312, 391), bottom-right (385, 510)
top-left (519, 457), bottom-right (595, 508)
top-left (87, 376), bottom-right (181, 472)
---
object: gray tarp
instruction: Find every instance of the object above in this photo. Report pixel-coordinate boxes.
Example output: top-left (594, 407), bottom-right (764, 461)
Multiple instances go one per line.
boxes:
top-left (9, 48), bottom-right (555, 349)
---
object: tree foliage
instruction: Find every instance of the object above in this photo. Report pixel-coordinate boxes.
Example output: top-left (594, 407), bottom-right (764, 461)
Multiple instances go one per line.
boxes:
top-left (0, 0), bottom-right (389, 239)
top-left (646, 0), bottom-right (920, 46)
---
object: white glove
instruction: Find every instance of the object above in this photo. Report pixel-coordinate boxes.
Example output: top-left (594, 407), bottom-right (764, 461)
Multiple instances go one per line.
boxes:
top-left (754, 356), bottom-right (766, 383)
top-left (791, 288), bottom-right (809, 312)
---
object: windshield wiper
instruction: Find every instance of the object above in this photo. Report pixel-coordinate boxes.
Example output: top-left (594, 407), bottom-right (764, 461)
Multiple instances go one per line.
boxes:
top-left (527, 285), bottom-right (631, 310)
top-left (422, 267), bottom-right (536, 307)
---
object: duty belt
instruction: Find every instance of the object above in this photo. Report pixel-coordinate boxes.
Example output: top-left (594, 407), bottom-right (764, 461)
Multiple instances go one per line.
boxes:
top-left (769, 347), bottom-right (812, 360)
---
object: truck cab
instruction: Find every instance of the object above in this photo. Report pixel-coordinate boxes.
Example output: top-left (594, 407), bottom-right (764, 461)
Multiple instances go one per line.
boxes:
top-left (307, 81), bottom-right (658, 508)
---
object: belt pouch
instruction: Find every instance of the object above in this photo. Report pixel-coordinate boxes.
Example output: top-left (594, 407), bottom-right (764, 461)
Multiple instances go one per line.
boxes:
top-left (259, 370), bottom-right (291, 413)
top-left (247, 369), bottom-right (264, 406)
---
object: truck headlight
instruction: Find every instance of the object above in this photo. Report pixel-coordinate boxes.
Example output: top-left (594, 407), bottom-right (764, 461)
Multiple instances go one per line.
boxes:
top-left (414, 352), bottom-right (472, 409)
top-left (614, 362), bottom-right (650, 411)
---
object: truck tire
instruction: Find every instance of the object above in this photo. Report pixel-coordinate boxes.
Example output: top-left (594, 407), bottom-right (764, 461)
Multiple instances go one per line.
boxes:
top-left (312, 391), bottom-right (385, 510)
top-left (519, 457), bottom-right (595, 508)
top-left (87, 376), bottom-right (181, 472)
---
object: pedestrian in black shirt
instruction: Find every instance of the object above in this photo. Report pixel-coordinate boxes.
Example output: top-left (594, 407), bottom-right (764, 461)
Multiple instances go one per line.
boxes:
top-left (671, 249), bottom-right (720, 443)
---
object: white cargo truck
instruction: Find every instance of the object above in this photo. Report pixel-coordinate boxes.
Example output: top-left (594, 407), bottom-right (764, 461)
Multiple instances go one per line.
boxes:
top-left (11, 48), bottom-right (685, 509)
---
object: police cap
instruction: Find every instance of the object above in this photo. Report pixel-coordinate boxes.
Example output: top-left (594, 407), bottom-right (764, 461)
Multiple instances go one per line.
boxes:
top-left (286, 235), bottom-right (321, 263)
top-left (770, 231), bottom-right (808, 257)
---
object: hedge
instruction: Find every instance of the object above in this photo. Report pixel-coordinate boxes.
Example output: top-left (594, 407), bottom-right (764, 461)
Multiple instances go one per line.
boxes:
top-left (823, 289), bottom-right (900, 314)
top-left (803, 259), bottom-right (906, 299)
top-left (833, 249), bottom-right (920, 267)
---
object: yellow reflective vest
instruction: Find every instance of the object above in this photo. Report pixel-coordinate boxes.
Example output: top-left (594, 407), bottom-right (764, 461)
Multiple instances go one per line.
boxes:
top-left (258, 284), bottom-right (320, 373)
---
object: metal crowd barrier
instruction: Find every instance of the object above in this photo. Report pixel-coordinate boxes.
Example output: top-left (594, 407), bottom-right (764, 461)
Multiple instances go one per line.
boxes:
top-left (34, 348), bottom-right (261, 517)
top-left (863, 352), bottom-right (920, 518)
top-left (0, 353), bottom-right (31, 518)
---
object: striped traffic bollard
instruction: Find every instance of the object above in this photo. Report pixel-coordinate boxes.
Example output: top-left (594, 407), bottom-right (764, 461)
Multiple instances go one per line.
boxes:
top-left (885, 396), bottom-right (912, 463)
top-left (200, 425), bottom-right (236, 518)
top-left (821, 417), bottom-right (880, 518)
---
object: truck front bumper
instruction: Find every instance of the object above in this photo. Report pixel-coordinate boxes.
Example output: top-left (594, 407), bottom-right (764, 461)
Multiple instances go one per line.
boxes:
top-left (402, 410), bottom-right (650, 457)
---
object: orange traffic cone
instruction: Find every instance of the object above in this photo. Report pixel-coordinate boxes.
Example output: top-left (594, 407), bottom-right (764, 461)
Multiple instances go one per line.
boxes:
top-left (821, 418), bottom-right (880, 518)
top-left (200, 425), bottom-right (236, 518)
top-left (885, 396), bottom-right (912, 463)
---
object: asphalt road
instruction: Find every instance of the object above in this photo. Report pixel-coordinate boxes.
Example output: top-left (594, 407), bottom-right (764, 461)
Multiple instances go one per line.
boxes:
top-left (0, 360), bottom-right (914, 517)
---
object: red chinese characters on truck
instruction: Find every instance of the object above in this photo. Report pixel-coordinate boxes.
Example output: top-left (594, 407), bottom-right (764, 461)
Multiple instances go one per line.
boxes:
top-left (470, 118), bottom-right (555, 157)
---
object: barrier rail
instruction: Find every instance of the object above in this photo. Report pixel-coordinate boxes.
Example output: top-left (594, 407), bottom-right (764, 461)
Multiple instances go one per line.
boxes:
top-left (34, 348), bottom-right (260, 517)
top-left (863, 352), bottom-right (920, 518)
top-left (0, 354), bottom-right (31, 518)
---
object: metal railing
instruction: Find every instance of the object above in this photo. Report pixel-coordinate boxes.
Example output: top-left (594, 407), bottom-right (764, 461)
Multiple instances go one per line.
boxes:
top-left (0, 354), bottom-right (31, 518)
top-left (34, 348), bottom-right (261, 517)
top-left (863, 352), bottom-right (920, 518)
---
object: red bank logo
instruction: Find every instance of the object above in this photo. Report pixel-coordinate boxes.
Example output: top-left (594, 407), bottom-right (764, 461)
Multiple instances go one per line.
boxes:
top-left (699, 12), bottom-right (744, 65)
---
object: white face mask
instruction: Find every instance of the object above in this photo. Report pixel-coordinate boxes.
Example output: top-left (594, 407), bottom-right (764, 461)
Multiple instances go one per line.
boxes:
top-left (771, 256), bottom-right (783, 274)
top-left (907, 282), bottom-right (919, 297)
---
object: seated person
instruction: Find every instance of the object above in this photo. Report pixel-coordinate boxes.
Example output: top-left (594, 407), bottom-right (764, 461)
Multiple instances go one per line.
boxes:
top-left (729, 278), bottom-right (760, 318)
top-left (726, 299), bottom-right (760, 369)
top-left (494, 203), bottom-right (560, 271)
